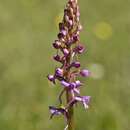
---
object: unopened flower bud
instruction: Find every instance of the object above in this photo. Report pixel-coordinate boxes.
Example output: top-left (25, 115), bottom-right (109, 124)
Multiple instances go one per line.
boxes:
top-left (47, 75), bottom-right (55, 84)
top-left (74, 44), bottom-right (85, 54)
top-left (53, 40), bottom-right (61, 49)
top-left (53, 55), bottom-right (61, 62)
top-left (71, 61), bottom-right (80, 68)
top-left (80, 69), bottom-right (90, 77)
top-left (55, 68), bottom-right (63, 77)
top-left (63, 48), bottom-right (69, 56)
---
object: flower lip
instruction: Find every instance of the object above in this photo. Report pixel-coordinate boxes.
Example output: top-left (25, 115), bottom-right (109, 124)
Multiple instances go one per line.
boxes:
top-left (69, 96), bottom-right (91, 109)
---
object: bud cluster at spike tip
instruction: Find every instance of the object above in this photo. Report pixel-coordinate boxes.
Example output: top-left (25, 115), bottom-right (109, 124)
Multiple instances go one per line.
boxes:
top-left (47, 0), bottom-right (91, 129)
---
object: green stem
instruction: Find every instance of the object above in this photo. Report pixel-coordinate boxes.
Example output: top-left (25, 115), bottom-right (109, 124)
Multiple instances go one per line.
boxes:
top-left (66, 90), bottom-right (74, 130)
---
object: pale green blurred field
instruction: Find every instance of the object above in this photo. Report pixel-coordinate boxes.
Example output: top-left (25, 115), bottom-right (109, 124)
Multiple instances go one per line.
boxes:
top-left (0, 0), bottom-right (130, 130)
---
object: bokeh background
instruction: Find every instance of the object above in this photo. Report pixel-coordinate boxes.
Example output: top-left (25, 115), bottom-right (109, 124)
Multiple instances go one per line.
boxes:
top-left (0, 0), bottom-right (130, 130)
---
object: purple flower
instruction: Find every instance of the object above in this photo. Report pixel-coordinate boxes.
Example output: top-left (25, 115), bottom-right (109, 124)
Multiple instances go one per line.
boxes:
top-left (68, 19), bottom-right (73, 27)
top-left (53, 40), bottom-right (61, 49)
top-left (61, 80), bottom-right (82, 88)
top-left (73, 35), bottom-right (79, 42)
top-left (55, 68), bottom-right (63, 77)
top-left (61, 80), bottom-right (82, 94)
top-left (61, 80), bottom-right (70, 87)
top-left (75, 96), bottom-right (91, 109)
top-left (80, 69), bottom-right (90, 77)
top-left (70, 96), bottom-right (91, 109)
top-left (47, 75), bottom-right (55, 84)
top-left (75, 80), bottom-right (82, 87)
top-left (59, 22), bottom-right (64, 30)
top-left (74, 44), bottom-right (85, 54)
top-left (71, 61), bottom-right (80, 68)
top-left (53, 55), bottom-right (61, 62)
top-left (49, 106), bottom-right (67, 119)
top-left (63, 48), bottom-right (69, 56)
top-left (61, 29), bottom-right (67, 36)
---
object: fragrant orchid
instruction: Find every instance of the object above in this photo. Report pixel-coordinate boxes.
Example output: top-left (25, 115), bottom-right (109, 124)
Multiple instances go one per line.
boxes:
top-left (47, 0), bottom-right (91, 130)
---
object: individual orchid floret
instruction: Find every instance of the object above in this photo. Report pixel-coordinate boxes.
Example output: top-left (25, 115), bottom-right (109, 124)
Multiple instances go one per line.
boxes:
top-left (80, 69), bottom-right (91, 77)
top-left (75, 96), bottom-right (91, 109)
top-left (53, 40), bottom-right (61, 49)
top-left (55, 68), bottom-right (64, 77)
top-left (61, 80), bottom-right (82, 89)
top-left (73, 44), bottom-right (85, 54)
top-left (49, 106), bottom-right (68, 119)
top-left (47, 75), bottom-right (55, 84)
top-left (63, 48), bottom-right (70, 56)
top-left (61, 80), bottom-right (82, 95)
top-left (69, 96), bottom-right (91, 109)
top-left (53, 54), bottom-right (61, 62)
top-left (71, 61), bottom-right (80, 68)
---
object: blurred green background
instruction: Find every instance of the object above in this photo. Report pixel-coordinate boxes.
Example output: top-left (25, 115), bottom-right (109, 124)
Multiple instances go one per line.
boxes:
top-left (0, 0), bottom-right (130, 130)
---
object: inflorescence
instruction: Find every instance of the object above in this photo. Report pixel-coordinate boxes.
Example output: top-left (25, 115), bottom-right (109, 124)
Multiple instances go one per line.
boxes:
top-left (47, 0), bottom-right (91, 129)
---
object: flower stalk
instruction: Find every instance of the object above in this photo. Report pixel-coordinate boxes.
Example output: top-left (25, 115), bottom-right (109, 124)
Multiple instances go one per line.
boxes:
top-left (66, 90), bottom-right (74, 130)
top-left (47, 0), bottom-right (91, 130)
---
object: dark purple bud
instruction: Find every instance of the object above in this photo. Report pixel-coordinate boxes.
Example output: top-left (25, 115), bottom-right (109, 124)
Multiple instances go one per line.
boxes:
top-left (53, 55), bottom-right (61, 62)
top-left (53, 40), bottom-right (61, 49)
top-left (61, 80), bottom-right (70, 87)
top-left (71, 61), bottom-right (80, 68)
top-left (47, 75), bottom-right (55, 84)
top-left (74, 44), bottom-right (85, 54)
top-left (63, 48), bottom-right (69, 56)
top-left (80, 69), bottom-right (90, 77)
top-left (55, 68), bottom-right (63, 77)
top-left (58, 33), bottom-right (64, 39)
top-left (64, 9), bottom-right (68, 15)
top-left (65, 37), bottom-right (73, 45)
top-left (59, 22), bottom-right (64, 30)
top-left (73, 35), bottom-right (79, 42)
